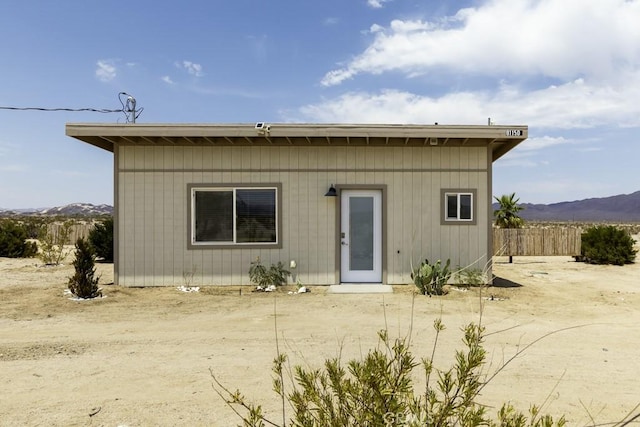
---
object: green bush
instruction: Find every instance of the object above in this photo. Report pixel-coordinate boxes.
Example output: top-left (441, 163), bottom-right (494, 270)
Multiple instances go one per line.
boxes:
top-left (89, 217), bottom-right (114, 262)
top-left (580, 225), bottom-right (637, 265)
top-left (0, 219), bottom-right (38, 258)
top-left (249, 258), bottom-right (290, 288)
top-left (68, 237), bottom-right (101, 299)
top-left (20, 217), bottom-right (47, 239)
top-left (411, 259), bottom-right (451, 295)
top-left (212, 320), bottom-right (567, 426)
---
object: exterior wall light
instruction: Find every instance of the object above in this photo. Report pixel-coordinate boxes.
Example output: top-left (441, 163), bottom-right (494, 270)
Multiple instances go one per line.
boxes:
top-left (324, 184), bottom-right (337, 197)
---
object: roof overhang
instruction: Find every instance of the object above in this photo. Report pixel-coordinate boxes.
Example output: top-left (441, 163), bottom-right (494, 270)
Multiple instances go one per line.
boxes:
top-left (65, 123), bottom-right (528, 162)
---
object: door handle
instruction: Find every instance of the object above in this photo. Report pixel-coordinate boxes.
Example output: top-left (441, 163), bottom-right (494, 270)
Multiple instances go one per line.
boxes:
top-left (341, 241), bottom-right (348, 246)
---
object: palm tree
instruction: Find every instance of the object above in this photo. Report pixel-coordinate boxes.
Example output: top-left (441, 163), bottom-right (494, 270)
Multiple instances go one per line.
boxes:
top-left (494, 193), bottom-right (525, 228)
top-left (494, 193), bottom-right (525, 263)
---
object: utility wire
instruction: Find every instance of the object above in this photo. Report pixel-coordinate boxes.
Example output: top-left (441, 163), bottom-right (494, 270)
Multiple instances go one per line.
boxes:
top-left (118, 92), bottom-right (143, 123)
top-left (0, 92), bottom-right (143, 123)
top-left (0, 106), bottom-right (122, 113)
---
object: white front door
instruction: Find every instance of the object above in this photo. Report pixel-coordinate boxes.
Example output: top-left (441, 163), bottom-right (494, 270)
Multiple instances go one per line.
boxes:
top-left (340, 189), bottom-right (382, 283)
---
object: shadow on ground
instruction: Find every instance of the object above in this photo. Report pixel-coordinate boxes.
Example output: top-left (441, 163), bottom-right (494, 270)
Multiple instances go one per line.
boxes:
top-left (494, 259), bottom-right (547, 265)
top-left (492, 276), bottom-right (523, 288)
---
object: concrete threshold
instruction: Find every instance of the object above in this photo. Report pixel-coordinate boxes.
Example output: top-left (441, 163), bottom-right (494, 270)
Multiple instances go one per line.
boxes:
top-left (327, 284), bottom-right (394, 294)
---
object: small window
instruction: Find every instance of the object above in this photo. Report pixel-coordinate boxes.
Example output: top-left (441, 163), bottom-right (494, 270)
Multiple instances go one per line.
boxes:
top-left (190, 185), bottom-right (280, 247)
top-left (442, 189), bottom-right (476, 224)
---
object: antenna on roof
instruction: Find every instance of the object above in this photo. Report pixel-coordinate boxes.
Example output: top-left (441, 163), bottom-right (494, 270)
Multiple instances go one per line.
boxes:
top-left (119, 92), bottom-right (143, 123)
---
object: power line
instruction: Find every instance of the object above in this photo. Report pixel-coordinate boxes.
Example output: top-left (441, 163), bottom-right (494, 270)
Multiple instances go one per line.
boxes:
top-left (0, 92), bottom-right (143, 123)
top-left (0, 106), bottom-right (122, 113)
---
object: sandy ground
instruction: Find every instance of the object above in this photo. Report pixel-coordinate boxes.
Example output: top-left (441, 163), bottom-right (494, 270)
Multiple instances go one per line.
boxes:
top-left (1, 239), bottom-right (640, 426)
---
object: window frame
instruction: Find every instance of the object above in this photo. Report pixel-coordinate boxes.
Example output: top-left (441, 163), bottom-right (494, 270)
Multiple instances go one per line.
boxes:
top-left (441, 189), bottom-right (477, 225)
top-left (188, 183), bottom-right (282, 249)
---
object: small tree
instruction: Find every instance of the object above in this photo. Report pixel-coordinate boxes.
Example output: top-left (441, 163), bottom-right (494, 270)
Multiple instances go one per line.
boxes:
top-left (68, 237), bottom-right (101, 299)
top-left (39, 219), bottom-right (74, 265)
top-left (494, 193), bottom-right (525, 263)
top-left (580, 225), bottom-right (637, 265)
top-left (89, 217), bottom-right (114, 262)
top-left (0, 219), bottom-right (38, 258)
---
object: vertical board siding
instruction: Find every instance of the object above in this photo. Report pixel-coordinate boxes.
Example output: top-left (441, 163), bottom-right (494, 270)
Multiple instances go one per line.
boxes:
top-left (116, 145), bottom-right (489, 286)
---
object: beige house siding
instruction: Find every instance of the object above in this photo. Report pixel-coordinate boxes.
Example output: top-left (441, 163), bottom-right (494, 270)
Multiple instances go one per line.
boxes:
top-left (115, 144), bottom-right (489, 287)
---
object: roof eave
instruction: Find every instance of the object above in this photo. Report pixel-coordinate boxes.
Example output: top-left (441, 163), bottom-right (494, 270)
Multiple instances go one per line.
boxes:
top-left (66, 123), bottom-right (528, 160)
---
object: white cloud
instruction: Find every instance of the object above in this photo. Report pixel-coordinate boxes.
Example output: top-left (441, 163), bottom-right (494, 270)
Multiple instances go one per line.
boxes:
top-left (51, 169), bottom-right (88, 177)
top-left (494, 136), bottom-right (569, 168)
top-left (493, 156), bottom-right (541, 168)
top-left (246, 35), bottom-right (269, 62)
top-left (95, 60), bottom-right (116, 82)
top-left (516, 136), bottom-right (569, 152)
top-left (299, 89), bottom-right (483, 124)
top-left (310, 0), bottom-right (640, 138)
top-left (322, 0), bottom-right (640, 86)
top-left (324, 17), bottom-right (340, 26)
top-left (161, 75), bottom-right (175, 84)
top-left (0, 163), bottom-right (26, 172)
top-left (367, 0), bottom-right (392, 9)
top-left (301, 69), bottom-right (640, 129)
top-left (177, 60), bottom-right (204, 77)
top-left (321, 69), bottom-right (358, 87)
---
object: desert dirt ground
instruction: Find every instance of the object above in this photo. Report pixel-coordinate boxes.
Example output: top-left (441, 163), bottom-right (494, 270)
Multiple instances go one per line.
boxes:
top-left (1, 239), bottom-right (640, 426)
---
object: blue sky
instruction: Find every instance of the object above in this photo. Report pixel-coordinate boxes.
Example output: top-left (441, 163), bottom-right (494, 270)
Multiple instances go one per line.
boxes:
top-left (1, 0), bottom-right (639, 208)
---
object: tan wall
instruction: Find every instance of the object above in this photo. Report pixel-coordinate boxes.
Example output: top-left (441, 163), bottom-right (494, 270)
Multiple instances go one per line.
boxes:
top-left (116, 145), bottom-right (489, 286)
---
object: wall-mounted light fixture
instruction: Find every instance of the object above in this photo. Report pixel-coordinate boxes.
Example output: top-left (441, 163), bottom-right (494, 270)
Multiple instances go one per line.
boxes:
top-left (324, 184), bottom-right (337, 197)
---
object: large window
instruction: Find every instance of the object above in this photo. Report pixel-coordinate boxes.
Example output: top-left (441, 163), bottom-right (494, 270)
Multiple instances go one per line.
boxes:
top-left (190, 184), bottom-right (280, 247)
top-left (441, 189), bottom-right (476, 224)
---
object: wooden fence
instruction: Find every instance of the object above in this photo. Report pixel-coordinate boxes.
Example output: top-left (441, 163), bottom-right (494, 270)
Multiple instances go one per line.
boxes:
top-left (47, 222), bottom-right (95, 245)
top-left (493, 227), bottom-right (582, 256)
top-left (54, 223), bottom-right (584, 254)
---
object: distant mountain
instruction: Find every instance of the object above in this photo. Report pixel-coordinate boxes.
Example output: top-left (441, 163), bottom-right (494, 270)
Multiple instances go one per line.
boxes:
top-left (0, 203), bottom-right (113, 217)
top-left (3, 192), bottom-right (639, 221)
top-left (494, 191), bottom-right (640, 222)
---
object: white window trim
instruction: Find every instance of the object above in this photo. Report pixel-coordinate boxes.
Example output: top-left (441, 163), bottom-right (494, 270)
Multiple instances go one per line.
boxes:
top-left (188, 183), bottom-right (282, 249)
top-left (441, 189), bottom-right (477, 225)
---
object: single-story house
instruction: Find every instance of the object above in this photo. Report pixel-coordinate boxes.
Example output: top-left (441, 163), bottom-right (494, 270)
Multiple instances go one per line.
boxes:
top-left (65, 123), bottom-right (527, 288)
